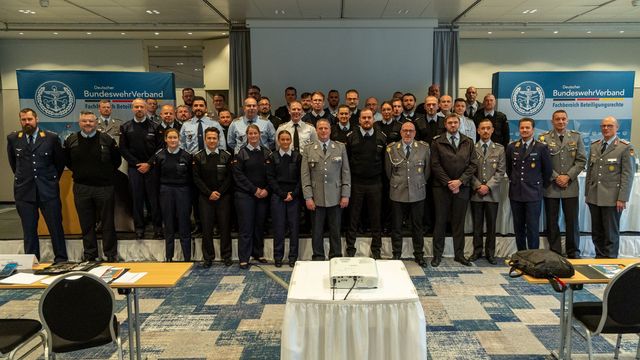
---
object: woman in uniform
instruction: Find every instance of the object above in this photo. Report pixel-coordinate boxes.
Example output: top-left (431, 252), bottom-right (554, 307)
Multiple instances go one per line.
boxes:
top-left (149, 128), bottom-right (193, 262)
top-left (232, 124), bottom-right (272, 269)
top-left (267, 130), bottom-right (301, 267)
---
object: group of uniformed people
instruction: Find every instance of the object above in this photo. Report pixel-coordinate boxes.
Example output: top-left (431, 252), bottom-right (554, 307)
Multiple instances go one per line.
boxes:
top-left (6, 86), bottom-right (635, 269)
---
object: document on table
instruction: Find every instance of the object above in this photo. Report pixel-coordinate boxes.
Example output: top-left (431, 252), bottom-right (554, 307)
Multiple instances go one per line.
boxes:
top-left (0, 273), bottom-right (48, 285)
top-left (113, 272), bottom-right (146, 284)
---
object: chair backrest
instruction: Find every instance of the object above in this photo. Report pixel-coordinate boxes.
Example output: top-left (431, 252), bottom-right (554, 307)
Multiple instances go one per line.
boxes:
top-left (38, 272), bottom-right (116, 344)
top-left (601, 262), bottom-right (640, 328)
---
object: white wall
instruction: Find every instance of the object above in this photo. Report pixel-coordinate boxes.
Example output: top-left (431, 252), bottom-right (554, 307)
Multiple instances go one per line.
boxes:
top-left (0, 39), bottom-right (146, 201)
top-left (203, 39), bottom-right (229, 90)
top-left (459, 38), bottom-right (640, 147)
top-left (248, 19), bottom-right (436, 108)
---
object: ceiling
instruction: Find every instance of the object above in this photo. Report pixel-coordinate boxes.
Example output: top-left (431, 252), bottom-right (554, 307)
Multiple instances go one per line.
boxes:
top-left (2, 0), bottom-right (638, 87)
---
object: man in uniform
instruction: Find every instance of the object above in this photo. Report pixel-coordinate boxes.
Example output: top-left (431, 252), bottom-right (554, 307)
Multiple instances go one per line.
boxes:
top-left (64, 111), bottom-right (121, 262)
top-left (431, 113), bottom-right (477, 267)
top-left (506, 118), bottom-right (552, 251)
top-left (146, 98), bottom-right (160, 123)
top-left (258, 96), bottom-right (283, 130)
top-left (585, 116), bottom-right (635, 258)
top-left (325, 89), bottom-right (340, 117)
top-left (182, 88), bottom-right (195, 108)
top-left (119, 98), bottom-right (164, 239)
top-left (7, 108), bottom-right (68, 262)
top-left (540, 110), bottom-right (586, 258)
top-left (469, 119), bottom-right (505, 265)
top-left (345, 109), bottom-right (387, 258)
top-left (385, 121), bottom-right (430, 265)
top-left (474, 94), bottom-right (510, 147)
top-left (301, 119), bottom-right (350, 260)
top-left (176, 105), bottom-right (192, 123)
top-left (228, 97), bottom-right (276, 153)
top-left (96, 99), bottom-right (123, 142)
top-left (158, 104), bottom-right (182, 136)
top-left (330, 104), bottom-right (355, 143)
top-left (276, 101), bottom-right (317, 153)
top-left (274, 86), bottom-right (297, 122)
top-left (464, 86), bottom-right (482, 119)
top-left (302, 91), bottom-right (334, 126)
top-left (345, 89), bottom-right (361, 123)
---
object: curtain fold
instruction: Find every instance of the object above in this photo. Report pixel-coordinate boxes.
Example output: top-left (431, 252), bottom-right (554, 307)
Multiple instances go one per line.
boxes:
top-left (432, 27), bottom-right (459, 97)
top-left (229, 25), bottom-right (251, 114)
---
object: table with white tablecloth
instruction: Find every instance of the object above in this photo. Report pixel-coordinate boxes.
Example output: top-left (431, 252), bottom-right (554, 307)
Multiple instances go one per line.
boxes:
top-left (281, 260), bottom-right (427, 360)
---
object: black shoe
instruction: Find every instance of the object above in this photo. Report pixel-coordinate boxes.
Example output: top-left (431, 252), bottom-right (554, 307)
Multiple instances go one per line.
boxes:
top-left (135, 231), bottom-right (144, 239)
top-left (468, 254), bottom-right (482, 262)
top-left (202, 260), bottom-right (212, 268)
top-left (275, 260), bottom-right (283, 268)
top-left (415, 258), bottom-right (426, 267)
top-left (239, 262), bottom-right (249, 269)
top-left (430, 257), bottom-right (441, 267)
top-left (82, 255), bottom-right (97, 262)
top-left (153, 231), bottom-right (163, 240)
top-left (256, 257), bottom-right (268, 264)
top-left (106, 256), bottom-right (119, 263)
top-left (455, 257), bottom-right (472, 266)
top-left (165, 258), bottom-right (173, 262)
top-left (289, 259), bottom-right (296, 268)
top-left (486, 256), bottom-right (497, 265)
top-left (224, 258), bottom-right (233, 267)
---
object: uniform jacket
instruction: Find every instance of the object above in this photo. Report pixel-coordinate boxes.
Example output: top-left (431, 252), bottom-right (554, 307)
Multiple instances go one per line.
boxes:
top-left (506, 139), bottom-right (552, 202)
top-left (471, 141), bottom-right (505, 203)
top-left (473, 110), bottom-right (510, 148)
top-left (232, 145), bottom-right (273, 195)
top-left (539, 130), bottom-right (587, 198)
top-left (585, 137), bottom-right (635, 207)
top-left (7, 129), bottom-right (65, 202)
top-left (192, 148), bottom-right (233, 197)
top-left (373, 120), bottom-right (402, 144)
top-left (385, 140), bottom-right (431, 203)
top-left (430, 133), bottom-right (477, 188)
top-left (301, 140), bottom-right (351, 207)
top-left (119, 118), bottom-right (163, 165)
top-left (97, 117), bottom-right (123, 144)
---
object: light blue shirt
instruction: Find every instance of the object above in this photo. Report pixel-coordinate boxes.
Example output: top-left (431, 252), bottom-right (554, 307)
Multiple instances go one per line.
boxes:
top-left (448, 132), bottom-right (460, 147)
top-left (80, 130), bottom-right (97, 138)
top-left (205, 147), bottom-right (219, 156)
top-left (360, 128), bottom-right (374, 137)
top-left (180, 116), bottom-right (226, 154)
top-left (227, 116), bottom-right (276, 154)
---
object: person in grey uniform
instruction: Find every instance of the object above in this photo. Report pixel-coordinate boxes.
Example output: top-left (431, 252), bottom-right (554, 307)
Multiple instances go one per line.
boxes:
top-left (469, 119), bottom-right (505, 265)
top-left (385, 121), bottom-right (430, 266)
top-left (96, 99), bottom-right (123, 143)
top-left (301, 118), bottom-right (351, 260)
top-left (540, 110), bottom-right (587, 258)
top-left (585, 116), bottom-right (635, 258)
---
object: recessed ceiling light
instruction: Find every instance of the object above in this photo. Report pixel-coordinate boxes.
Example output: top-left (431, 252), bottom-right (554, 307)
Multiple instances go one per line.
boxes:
top-left (274, 9), bottom-right (285, 15)
top-left (194, 68), bottom-right (201, 71)
top-left (487, 31), bottom-right (492, 34)
top-left (187, 32), bottom-right (193, 35)
top-left (522, 9), bottom-right (537, 14)
top-left (19, 32), bottom-right (24, 35)
top-left (19, 9), bottom-right (36, 14)
top-left (154, 45), bottom-right (159, 49)
top-left (222, 32), bottom-right (227, 35)
top-left (587, 30), bottom-right (592, 34)
top-left (183, 45), bottom-right (187, 48)
top-left (53, 32), bottom-right (58, 35)
top-left (86, 32), bottom-right (92, 35)
top-left (154, 32), bottom-right (160, 35)
top-left (121, 32), bottom-right (126, 35)
top-left (619, 30), bottom-right (625, 33)
top-left (176, 62), bottom-right (184, 66)
top-left (146, 9), bottom-right (160, 14)
top-left (553, 30), bottom-right (559, 34)
top-left (521, 31), bottom-right (525, 34)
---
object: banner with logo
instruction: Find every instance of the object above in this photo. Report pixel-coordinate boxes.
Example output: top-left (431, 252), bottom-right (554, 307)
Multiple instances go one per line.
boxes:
top-left (492, 71), bottom-right (635, 152)
top-left (17, 70), bottom-right (176, 139)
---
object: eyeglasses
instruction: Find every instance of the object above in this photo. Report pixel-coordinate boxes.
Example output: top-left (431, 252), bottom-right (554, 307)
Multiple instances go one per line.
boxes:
top-left (402, 129), bottom-right (415, 133)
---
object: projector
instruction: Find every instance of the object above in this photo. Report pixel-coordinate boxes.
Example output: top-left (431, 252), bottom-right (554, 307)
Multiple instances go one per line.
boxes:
top-left (329, 257), bottom-right (379, 289)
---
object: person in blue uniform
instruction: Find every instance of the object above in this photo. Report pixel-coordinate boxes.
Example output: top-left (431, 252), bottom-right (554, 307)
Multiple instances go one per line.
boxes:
top-left (267, 130), bottom-right (301, 267)
top-left (119, 98), bottom-right (164, 239)
top-left (232, 124), bottom-right (272, 269)
top-left (7, 108), bottom-right (68, 262)
top-left (506, 118), bottom-right (552, 251)
top-left (192, 127), bottom-right (234, 267)
top-left (149, 128), bottom-right (193, 262)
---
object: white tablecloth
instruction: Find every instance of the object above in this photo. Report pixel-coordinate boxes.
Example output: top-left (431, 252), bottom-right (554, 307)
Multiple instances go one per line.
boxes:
top-left (281, 260), bottom-right (427, 360)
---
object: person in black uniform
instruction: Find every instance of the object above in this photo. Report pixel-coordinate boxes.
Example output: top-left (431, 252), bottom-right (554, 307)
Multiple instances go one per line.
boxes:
top-left (7, 108), bottom-right (68, 262)
top-left (119, 98), bottom-right (164, 239)
top-left (330, 104), bottom-right (355, 143)
top-left (192, 127), bottom-right (233, 267)
top-left (267, 130), bottom-right (302, 267)
top-left (345, 109), bottom-right (387, 258)
top-left (232, 124), bottom-right (272, 269)
top-left (375, 101), bottom-right (402, 234)
top-left (158, 104), bottom-right (182, 138)
top-left (64, 111), bottom-right (121, 262)
top-left (149, 128), bottom-right (193, 261)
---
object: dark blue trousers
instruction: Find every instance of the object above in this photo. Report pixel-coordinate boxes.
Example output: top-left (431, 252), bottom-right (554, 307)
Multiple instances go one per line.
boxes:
top-left (235, 192), bottom-right (269, 263)
top-left (160, 185), bottom-right (192, 261)
top-left (16, 196), bottom-right (68, 263)
top-left (128, 167), bottom-right (162, 233)
top-left (588, 204), bottom-right (621, 258)
top-left (510, 199), bottom-right (542, 251)
top-left (271, 196), bottom-right (300, 261)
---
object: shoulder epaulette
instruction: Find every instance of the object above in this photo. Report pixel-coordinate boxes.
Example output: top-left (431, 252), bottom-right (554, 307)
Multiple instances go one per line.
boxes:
top-left (194, 149), bottom-right (205, 157)
top-left (418, 140), bottom-right (428, 146)
top-left (569, 129), bottom-right (580, 134)
top-left (154, 148), bottom-right (164, 155)
top-left (433, 134), bottom-right (441, 140)
top-left (592, 139), bottom-right (602, 144)
top-left (620, 139), bottom-right (630, 145)
top-left (346, 131), bottom-right (353, 137)
top-left (220, 149), bottom-right (231, 156)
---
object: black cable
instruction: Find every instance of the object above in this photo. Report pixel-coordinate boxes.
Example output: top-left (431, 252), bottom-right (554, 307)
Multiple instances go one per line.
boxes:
top-left (332, 278), bottom-right (337, 301)
top-left (343, 276), bottom-right (358, 301)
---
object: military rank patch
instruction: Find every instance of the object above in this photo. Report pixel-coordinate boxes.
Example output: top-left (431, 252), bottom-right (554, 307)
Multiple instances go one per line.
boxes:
top-left (531, 163), bottom-right (536, 168)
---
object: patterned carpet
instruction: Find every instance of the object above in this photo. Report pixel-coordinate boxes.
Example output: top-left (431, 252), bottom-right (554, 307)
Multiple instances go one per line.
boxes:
top-left (2, 259), bottom-right (639, 359)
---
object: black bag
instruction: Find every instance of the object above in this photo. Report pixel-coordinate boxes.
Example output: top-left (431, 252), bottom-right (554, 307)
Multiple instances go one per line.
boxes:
top-left (508, 249), bottom-right (575, 292)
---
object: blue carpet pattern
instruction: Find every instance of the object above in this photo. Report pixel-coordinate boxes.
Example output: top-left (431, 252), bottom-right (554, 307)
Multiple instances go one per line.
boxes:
top-left (1, 259), bottom-right (639, 359)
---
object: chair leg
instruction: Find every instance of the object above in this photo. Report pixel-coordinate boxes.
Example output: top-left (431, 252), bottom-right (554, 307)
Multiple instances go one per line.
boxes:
top-left (117, 335), bottom-right (124, 360)
top-left (586, 330), bottom-right (593, 360)
top-left (614, 334), bottom-right (622, 359)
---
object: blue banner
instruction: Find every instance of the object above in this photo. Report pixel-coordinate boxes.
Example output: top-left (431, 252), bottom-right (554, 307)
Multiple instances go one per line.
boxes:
top-left (492, 71), bottom-right (635, 153)
top-left (17, 70), bottom-right (175, 139)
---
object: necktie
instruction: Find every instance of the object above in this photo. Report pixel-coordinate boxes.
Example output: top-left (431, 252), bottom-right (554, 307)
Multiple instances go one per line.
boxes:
top-left (450, 136), bottom-right (457, 149)
top-left (364, 132), bottom-right (371, 139)
top-left (523, 142), bottom-right (528, 154)
top-left (559, 134), bottom-right (564, 144)
top-left (293, 123), bottom-right (300, 151)
top-left (323, 143), bottom-right (327, 155)
top-left (483, 143), bottom-right (488, 156)
top-left (601, 141), bottom-right (607, 153)
top-left (197, 119), bottom-right (204, 151)
top-left (28, 135), bottom-right (34, 145)
top-left (104, 119), bottom-right (109, 127)
top-left (406, 145), bottom-right (411, 159)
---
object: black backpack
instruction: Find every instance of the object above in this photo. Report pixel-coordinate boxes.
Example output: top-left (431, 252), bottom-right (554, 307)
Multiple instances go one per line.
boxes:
top-left (508, 249), bottom-right (575, 292)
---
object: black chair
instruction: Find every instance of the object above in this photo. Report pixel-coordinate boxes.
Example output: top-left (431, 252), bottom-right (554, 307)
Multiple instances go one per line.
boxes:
top-left (0, 319), bottom-right (47, 359)
top-left (38, 272), bottom-right (123, 360)
top-left (572, 262), bottom-right (640, 360)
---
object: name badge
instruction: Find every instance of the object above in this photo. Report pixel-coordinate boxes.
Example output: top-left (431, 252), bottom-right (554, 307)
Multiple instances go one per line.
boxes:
top-left (607, 158), bottom-right (617, 163)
